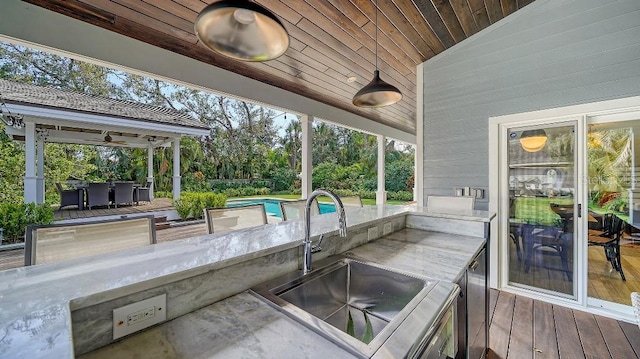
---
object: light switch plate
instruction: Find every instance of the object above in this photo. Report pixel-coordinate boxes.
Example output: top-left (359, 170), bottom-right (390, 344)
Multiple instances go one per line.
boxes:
top-left (113, 294), bottom-right (166, 340)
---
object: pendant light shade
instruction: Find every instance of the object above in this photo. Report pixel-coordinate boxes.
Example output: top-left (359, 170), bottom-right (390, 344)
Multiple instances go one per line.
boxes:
top-left (353, 0), bottom-right (402, 107)
top-left (520, 129), bottom-right (548, 152)
top-left (195, 1), bottom-right (289, 62)
top-left (352, 70), bottom-right (403, 107)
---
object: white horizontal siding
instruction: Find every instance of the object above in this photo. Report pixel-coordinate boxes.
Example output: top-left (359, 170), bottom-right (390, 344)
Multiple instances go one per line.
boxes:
top-left (422, 0), bottom-right (640, 210)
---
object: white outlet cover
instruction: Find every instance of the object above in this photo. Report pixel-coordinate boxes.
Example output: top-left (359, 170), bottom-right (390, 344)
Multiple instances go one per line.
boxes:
top-left (368, 227), bottom-right (379, 240)
top-left (113, 294), bottom-right (166, 340)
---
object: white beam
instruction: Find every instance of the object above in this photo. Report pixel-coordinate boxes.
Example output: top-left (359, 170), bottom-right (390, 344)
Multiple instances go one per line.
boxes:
top-left (36, 136), bottom-right (45, 203)
top-left (415, 63), bottom-right (425, 206)
top-left (147, 144), bottom-right (154, 201)
top-left (24, 122), bottom-right (37, 203)
top-left (301, 115), bottom-right (313, 198)
top-left (376, 135), bottom-right (387, 205)
top-left (4, 103), bottom-right (208, 137)
top-left (0, 0), bottom-right (414, 144)
top-left (173, 138), bottom-right (181, 200)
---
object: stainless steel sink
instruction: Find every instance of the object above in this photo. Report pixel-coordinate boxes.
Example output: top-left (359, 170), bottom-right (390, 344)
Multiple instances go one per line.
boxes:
top-left (251, 255), bottom-right (459, 358)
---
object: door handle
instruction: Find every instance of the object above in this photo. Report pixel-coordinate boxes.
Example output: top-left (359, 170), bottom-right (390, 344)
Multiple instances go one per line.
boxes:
top-left (578, 203), bottom-right (582, 218)
top-left (469, 260), bottom-right (479, 271)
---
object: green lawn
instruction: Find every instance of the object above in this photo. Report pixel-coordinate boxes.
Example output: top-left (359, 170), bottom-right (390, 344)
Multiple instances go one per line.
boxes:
top-left (229, 194), bottom-right (408, 205)
top-left (513, 197), bottom-right (629, 225)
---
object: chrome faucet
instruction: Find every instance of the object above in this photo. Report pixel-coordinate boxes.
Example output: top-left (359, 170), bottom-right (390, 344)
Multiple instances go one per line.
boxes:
top-left (303, 189), bottom-right (347, 275)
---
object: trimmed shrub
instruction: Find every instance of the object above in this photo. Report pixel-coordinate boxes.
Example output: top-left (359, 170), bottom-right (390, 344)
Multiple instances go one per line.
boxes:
top-left (388, 191), bottom-right (413, 201)
top-left (0, 202), bottom-right (54, 243)
top-left (173, 192), bottom-right (227, 220)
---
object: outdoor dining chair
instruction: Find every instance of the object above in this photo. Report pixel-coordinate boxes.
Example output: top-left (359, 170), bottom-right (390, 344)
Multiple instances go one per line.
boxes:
top-left (24, 215), bottom-right (156, 266)
top-left (521, 223), bottom-right (573, 281)
top-left (135, 181), bottom-right (153, 204)
top-left (55, 182), bottom-right (83, 211)
top-left (86, 182), bottom-right (110, 209)
top-left (588, 214), bottom-right (626, 280)
top-left (280, 198), bottom-right (320, 221)
top-left (204, 204), bottom-right (267, 234)
top-left (339, 195), bottom-right (363, 207)
top-left (113, 182), bottom-right (134, 208)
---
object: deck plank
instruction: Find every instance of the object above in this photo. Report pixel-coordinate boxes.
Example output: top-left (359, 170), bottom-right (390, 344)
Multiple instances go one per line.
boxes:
top-left (573, 310), bottom-right (611, 359)
top-left (489, 291), bottom-right (515, 358)
top-left (533, 300), bottom-right (559, 359)
top-left (594, 316), bottom-right (637, 359)
top-left (619, 321), bottom-right (640, 357)
top-left (553, 305), bottom-right (584, 359)
top-left (508, 295), bottom-right (533, 359)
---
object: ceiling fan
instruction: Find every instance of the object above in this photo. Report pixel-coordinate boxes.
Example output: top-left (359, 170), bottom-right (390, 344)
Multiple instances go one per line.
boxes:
top-left (100, 132), bottom-right (127, 145)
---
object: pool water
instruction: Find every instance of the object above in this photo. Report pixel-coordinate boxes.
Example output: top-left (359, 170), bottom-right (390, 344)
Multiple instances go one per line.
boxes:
top-left (226, 198), bottom-right (336, 219)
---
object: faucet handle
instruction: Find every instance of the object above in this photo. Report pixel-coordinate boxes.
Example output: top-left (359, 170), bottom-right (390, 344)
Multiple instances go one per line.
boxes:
top-left (311, 234), bottom-right (324, 253)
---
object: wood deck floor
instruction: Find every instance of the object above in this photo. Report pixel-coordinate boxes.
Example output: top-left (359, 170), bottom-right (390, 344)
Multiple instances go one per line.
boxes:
top-left (54, 198), bottom-right (175, 220)
top-left (488, 289), bottom-right (640, 359)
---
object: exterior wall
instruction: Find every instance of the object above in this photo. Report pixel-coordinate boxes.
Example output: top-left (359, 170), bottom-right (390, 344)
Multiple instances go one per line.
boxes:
top-left (422, 0), bottom-right (640, 210)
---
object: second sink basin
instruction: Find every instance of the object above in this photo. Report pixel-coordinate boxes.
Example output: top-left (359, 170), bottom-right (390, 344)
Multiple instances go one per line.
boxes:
top-left (251, 255), bottom-right (455, 358)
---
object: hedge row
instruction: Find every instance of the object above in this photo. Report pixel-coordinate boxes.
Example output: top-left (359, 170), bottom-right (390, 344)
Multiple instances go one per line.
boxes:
top-left (173, 192), bottom-right (227, 220)
top-left (0, 203), bottom-right (54, 243)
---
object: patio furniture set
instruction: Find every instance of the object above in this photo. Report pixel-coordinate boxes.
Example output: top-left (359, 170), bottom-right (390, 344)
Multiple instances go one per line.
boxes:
top-left (56, 181), bottom-right (152, 210)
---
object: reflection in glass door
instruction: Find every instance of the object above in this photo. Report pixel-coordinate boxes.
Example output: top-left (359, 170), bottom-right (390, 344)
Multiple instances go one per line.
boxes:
top-left (507, 124), bottom-right (577, 297)
top-left (587, 121), bottom-right (639, 307)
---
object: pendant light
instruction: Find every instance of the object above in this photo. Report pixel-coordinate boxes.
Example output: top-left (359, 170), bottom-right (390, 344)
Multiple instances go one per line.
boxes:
top-left (520, 129), bottom-right (548, 152)
top-left (195, 1), bottom-right (289, 62)
top-left (352, 0), bottom-right (402, 107)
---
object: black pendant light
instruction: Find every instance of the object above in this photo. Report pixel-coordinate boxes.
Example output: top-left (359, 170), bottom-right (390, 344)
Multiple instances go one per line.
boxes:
top-left (352, 0), bottom-right (402, 107)
top-left (195, 1), bottom-right (289, 62)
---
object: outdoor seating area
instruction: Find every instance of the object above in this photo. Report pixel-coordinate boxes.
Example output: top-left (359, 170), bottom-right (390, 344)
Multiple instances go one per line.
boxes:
top-left (57, 181), bottom-right (150, 210)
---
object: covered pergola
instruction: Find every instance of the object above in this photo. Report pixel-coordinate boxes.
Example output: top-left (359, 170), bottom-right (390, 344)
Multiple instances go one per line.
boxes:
top-left (0, 78), bottom-right (210, 203)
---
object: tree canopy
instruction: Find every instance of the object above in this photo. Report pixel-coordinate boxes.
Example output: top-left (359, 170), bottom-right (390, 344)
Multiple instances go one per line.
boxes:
top-left (0, 43), bottom-right (414, 203)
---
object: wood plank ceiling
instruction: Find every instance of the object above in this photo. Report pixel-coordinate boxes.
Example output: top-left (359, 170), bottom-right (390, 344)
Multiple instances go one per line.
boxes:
top-left (22, 0), bottom-right (535, 135)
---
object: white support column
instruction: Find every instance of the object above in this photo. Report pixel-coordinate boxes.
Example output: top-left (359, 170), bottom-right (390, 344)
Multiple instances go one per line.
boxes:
top-left (147, 144), bottom-right (154, 200)
top-left (376, 135), bottom-right (387, 205)
top-left (36, 135), bottom-right (45, 203)
top-left (24, 122), bottom-right (37, 203)
top-left (172, 138), bottom-right (181, 200)
top-left (415, 63), bottom-right (425, 207)
top-left (301, 115), bottom-right (313, 199)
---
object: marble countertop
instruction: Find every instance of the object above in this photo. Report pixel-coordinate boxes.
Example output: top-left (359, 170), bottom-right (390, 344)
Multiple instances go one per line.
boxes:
top-left (0, 205), bottom-right (493, 358)
top-left (79, 227), bottom-right (486, 359)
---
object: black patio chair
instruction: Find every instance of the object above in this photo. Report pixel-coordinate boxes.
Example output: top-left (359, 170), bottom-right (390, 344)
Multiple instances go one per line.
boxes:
top-left (113, 182), bottom-right (134, 208)
top-left (86, 182), bottom-right (110, 209)
top-left (55, 182), bottom-right (83, 211)
top-left (135, 181), bottom-right (153, 204)
top-left (521, 223), bottom-right (572, 281)
top-left (588, 214), bottom-right (626, 281)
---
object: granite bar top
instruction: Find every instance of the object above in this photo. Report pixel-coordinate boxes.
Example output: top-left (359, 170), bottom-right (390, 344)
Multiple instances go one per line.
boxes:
top-left (0, 205), bottom-right (493, 358)
top-left (79, 227), bottom-right (486, 358)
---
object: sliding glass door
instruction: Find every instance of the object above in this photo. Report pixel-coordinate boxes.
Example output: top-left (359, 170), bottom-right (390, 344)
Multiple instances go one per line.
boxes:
top-left (586, 119), bottom-right (639, 309)
top-left (506, 122), bottom-right (578, 298)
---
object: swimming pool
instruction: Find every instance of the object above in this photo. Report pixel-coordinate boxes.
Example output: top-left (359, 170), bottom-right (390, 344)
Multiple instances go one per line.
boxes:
top-left (225, 198), bottom-right (336, 219)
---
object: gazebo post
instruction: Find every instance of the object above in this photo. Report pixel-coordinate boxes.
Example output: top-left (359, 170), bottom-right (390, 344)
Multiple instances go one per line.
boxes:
top-left (172, 138), bottom-right (181, 200)
top-left (24, 122), bottom-right (37, 204)
top-left (376, 134), bottom-right (387, 205)
top-left (147, 144), bottom-right (154, 201)
top-left (36, 134), bottom-right (45, 203)
top-left (301, 114), bottom-right (312, 199)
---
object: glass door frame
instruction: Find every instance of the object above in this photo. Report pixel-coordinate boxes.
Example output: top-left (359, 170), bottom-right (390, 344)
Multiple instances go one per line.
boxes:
top-left (496, 116), bottom-right (586, 306)
top-left (585, 110), bottom-right (640, 315)
top-left (489, 96), bottom-right (640, 321)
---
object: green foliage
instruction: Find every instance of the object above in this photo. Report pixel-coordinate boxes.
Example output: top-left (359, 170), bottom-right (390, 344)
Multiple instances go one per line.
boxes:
top-left (182, 171), bottom-right (210, 192)
top-left (155, 191), bottom-right (172, 198)
top-left (385, 160), bottom-right (414, 192)
top-left (269, 167), bottom-right (297, 191)
top-left (0, 202), bottom-right (54, 242)
top-left (173, 192), bottom-right (227, 220)
top-left (387, 191), bottom-right (413, 201)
